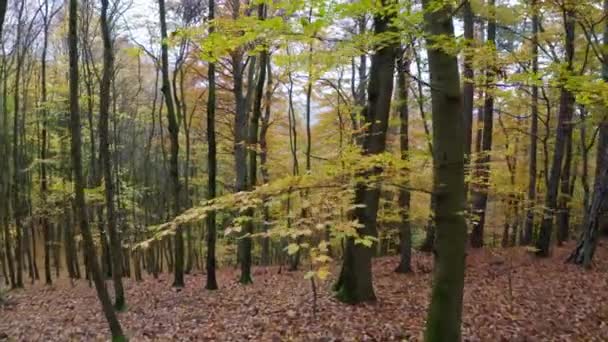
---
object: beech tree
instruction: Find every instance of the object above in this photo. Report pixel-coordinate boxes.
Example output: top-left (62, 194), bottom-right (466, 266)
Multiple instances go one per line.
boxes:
top-left (334, 0), bottom-right (397, 304)
top-left (421, 0), bottom-right (467, 339)
top-left (99, 0), bottom-right (125, 309)
top-left (67, 0), bottom-right (125, 337)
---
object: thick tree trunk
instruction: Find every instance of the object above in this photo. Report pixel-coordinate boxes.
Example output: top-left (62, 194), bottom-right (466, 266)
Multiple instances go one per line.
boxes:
top-left (231, 0), bottom-right (252, 285)
top-left (536, 8), bottom-right (575, 257)
top-left (67, 0), bottom-right (125, 338)
top-left (421, 1), bottom-right (467, 340)
top-left (334, 1), bottom-right (397, 303)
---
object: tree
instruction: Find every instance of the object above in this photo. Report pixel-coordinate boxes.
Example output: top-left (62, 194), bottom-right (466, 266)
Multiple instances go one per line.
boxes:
top-left (245, 0), bottom-right (268, 274)
top-left (67, 0), bottom-right (125, 338)
top-left (0, 0), bottom-right (15, 290)
top-left (462, 0), bottom-right (474, 193)
top-left (100, 0), bottom-right (126, 309)
top-left (536, 4), bottom-right (576, 257)
top-left (230, 0), bottom-right (252, 285)
top-left (334, 0), bottom-right (397, 304)
top-left (205, 0), bottom-right (218, 291)
top-left (158, 0), bottom-right (184, 287)
top-left (470, 0), bottom-right (497, 248)
top-left (522, 0), bottom-right (540, 245)
top-left (12, 0), bottom-right (26, 289)
top-left (568, 0), bottom-right (608, 267)
top-left (421, 0), bottom-right (467, 339)
top-left (395, 46), bottom-right (412, 274)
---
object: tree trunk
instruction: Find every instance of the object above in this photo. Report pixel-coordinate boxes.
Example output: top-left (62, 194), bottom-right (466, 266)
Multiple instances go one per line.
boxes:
top-left (205, 0), bottom-right (218, 291)
top-left (422, 1), bottom-right (468, 339)
top-left (259, 58), bottom-right (273, 266)
top-left (12, 0), bottom-right (25, 288)
top-left (100, 0), bottom-right (126, 309)
top-left (462, 0), bottom-right (474, 196)
top-left (245, 1), bottom-right (268, 270)
top-left (334, 1), bottom-right (397, 303)
top-left (231, 0), bottom-right (251, 285)
top-left (470, 0), bottom-right (496, 248)
top-left (568, 0), bottom-right (608, 266)
top-left (395, 47), bottom-right (412, 274)
top-left (39, 0), bottom-right (53, 286)
top-left (557, 129), bottom-right (573, 244)
top-left (522, 0), bottom-right (539, 245)
top-left (67, 0), bottom-right (125, 338)
top-left (158, 0), bottom-right (184, 287)
top-left (536, 8), bottom-right (575, 257)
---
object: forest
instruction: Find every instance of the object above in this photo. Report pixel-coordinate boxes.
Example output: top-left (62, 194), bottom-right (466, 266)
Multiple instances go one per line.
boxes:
top-left (1, 0), bottom-right (608, 340)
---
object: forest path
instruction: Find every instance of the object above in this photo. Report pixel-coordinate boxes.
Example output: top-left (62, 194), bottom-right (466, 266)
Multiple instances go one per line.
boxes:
top-left (2, 243), bottom-right (608, 341)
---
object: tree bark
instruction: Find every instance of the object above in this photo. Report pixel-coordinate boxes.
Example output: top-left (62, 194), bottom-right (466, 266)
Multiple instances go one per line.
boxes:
top-left (557, 128), bottom-right (573, 244)
top-left (470, 0), bottom-right (496, 248)
top-left (568, 0), bottom-right (608, 266)
top-left (40, 0), bottom-right (52, 285)
top-left (462, 0), bottom-right (474, 196)
top-left (12, 0), bottom-right (26, 288)
top-left (536, 7), bottom-right (575, 257)
top-left (231, 0), bottom-right (251, 284)
top-left (205, 0), bottom-right (218, 291)
top-left (67, 0), bottom-right (125, 338)
top-left (421, 0), bottom-right (467, 339)
top-left (100, 0), bottom-right (126, 309)
top-left (334, 0), bottom-right (397, 303)
top-left (522, 0), bottom-right (539, 245)
top-left (395, 47), bottom-right (412, 274)
top-left (259, 59), bottom-right (273, 266)
top-left (158, 0), bottom-right (184, 286)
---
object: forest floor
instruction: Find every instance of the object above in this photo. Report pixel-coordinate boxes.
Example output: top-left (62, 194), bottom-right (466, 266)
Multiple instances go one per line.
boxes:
top-left (2, 242), bottom-right (608, 341)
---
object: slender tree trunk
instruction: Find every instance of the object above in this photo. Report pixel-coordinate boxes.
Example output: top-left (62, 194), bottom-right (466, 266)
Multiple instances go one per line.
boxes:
top-left (158, 0), bottom-right (184, 287)
top-left (205, 0), bottom-right (218, 291)
top-left (67, 0), bottom-right (125, 338)
top-left (462, 0), bottom-right (474, 196)
top-left (557, 128), bottom-right (573, 244)
top-left (12, 0), bottom-right (25, 288)
top-left (569, 0), bottom-right (608, 266)
top-left (422, 1), bottom-right (467, 339)
top-left (536, 8), bottom-right (576, 257)
top-left (470, 0), bottom-right (496, 248)
top-left (580, 107), bottom-right (591, 211)
top-left (259, 59), bottom-right (273, 266)
top-left (334, 1), bottom-right (397, 303)
top-left (39, 0), bottom-right (53, 286)
top-left (100, 0), bottom-right (126, 309)
top-left (412, 44), bottom-right (436, 253)
top-left (395, 47), bottom-right (412, 274)
top-left (0, 54), bottom-right (15, 288)
top-left (522, 0), bottom-right (539, 245)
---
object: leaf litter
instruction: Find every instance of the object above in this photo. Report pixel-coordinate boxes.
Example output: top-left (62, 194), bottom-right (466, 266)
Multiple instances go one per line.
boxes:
top-left (1, 242), bottom-right (608, 341)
